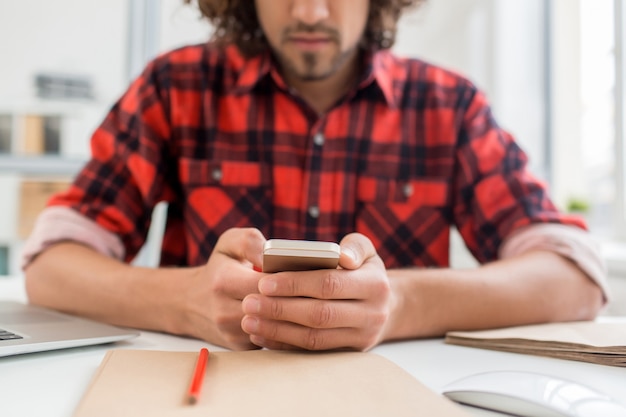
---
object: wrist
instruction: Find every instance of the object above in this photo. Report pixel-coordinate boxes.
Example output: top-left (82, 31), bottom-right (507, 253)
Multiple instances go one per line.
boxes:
top-left (380, 276), bottom-right (403, 343)
top-left (382, 267), bottom-right (450, 341)
top-left (174, 266), bottom-right (208, 338)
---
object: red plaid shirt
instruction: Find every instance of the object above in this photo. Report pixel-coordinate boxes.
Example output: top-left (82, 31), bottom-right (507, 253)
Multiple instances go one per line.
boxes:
top-left (49, 43), bottom-right (584, 268)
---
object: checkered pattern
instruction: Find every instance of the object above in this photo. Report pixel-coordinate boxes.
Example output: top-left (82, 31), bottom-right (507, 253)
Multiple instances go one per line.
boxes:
top-left (48, 43), bottom-right (585, 268)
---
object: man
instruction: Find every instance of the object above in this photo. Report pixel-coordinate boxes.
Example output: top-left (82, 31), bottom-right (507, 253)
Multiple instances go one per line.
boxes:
top-left (23, 0), bottom-right (607, 351)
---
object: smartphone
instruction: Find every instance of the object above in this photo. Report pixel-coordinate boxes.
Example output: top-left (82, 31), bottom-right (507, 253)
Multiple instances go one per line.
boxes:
top-left (262, 239), bottom-right (341, 273)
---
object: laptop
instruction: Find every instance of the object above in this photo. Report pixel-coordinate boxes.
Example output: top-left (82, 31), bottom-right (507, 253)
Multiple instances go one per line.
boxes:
top-left (0, 300), bottom-right (139, 357)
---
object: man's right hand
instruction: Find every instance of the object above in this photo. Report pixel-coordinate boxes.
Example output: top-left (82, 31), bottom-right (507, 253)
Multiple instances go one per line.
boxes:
top-left (24, 227), bottom-right (267, 352)
top-left (183, 227), bottom-right (266, 350)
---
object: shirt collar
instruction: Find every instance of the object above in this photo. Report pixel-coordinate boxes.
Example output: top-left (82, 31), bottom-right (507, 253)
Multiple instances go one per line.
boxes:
top-left (361, 49), bottom-right (404, 109)
top-left (228, 46), bottom-right (273, 94)
top-left (229, 46), bottom-right (404, 108)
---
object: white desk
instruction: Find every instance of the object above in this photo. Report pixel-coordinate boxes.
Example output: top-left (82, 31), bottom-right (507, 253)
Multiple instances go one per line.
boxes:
top-left (2, 275), bottom-right (625, 417)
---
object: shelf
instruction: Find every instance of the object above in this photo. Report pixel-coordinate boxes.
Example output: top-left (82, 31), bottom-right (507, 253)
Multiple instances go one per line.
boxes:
top-left (0, 155), bottom-right (86, 176)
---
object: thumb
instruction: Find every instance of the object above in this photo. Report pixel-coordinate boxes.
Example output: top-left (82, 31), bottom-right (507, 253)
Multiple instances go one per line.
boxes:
top-left (215, 227), bottom-right (266, 269)
top-left (338, 233), bottom-right (377, 270)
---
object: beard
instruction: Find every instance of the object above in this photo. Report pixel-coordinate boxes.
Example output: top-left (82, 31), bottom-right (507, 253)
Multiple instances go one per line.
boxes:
top-left (273, 46), bottom-right (357, 82)
top-left (272, 21), bottom-right (357, 82)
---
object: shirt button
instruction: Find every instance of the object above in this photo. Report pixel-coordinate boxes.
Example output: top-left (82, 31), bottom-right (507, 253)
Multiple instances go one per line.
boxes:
top-left (313, 132), bottom-right (325, 146)
top-left (308, 205), bottom-right (320, 218)
top-left (211, 168), bottom-right (223, 182)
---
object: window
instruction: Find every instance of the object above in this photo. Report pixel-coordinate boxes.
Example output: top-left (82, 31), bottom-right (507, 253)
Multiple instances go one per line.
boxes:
top-left (553, 0), bottom-right (626, 274)
top-left (552, 0), bottom-right (626, 243)
top-left (579, 0), bottom-right (618, 237)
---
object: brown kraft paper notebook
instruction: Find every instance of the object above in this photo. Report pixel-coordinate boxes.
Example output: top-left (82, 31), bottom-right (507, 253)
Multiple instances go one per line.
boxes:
top-left (73, 349), bottom-right (471, 417)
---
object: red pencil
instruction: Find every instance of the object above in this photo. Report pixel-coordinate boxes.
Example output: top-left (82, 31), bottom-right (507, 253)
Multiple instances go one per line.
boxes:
top-left (186, 348), bottom-right (209, 405)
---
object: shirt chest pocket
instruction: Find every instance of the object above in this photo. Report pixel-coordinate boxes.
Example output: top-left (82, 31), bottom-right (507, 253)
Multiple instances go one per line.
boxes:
top-left (178, 158), bottom-right (273, 245)
top-left (355, 176), bottom-right (451, 268)
top-left (179, 159), bottom-right (271, 188)
top-left (357, 176), bottom-right (449, 206)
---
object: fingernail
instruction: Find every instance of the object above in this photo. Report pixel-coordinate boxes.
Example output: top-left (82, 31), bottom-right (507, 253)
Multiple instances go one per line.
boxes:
top-left (259, 279), bottom-right (277, 294)
top-left (242, 316), bottom-right (259, 333)
top-left (250, 335), bottom-right (266, 347)
top-left (243, 296), bottom-right (261, 313)
top-left (342, 247), bottom-right (357, 261)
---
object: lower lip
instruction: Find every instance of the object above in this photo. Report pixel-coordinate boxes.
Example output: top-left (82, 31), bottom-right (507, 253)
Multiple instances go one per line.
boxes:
top-left (290, 39), bottom-right (331, 52)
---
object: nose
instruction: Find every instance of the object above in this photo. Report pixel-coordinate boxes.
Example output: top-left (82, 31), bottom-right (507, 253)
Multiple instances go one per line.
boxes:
top-left (291, 0), bottom-right (330, 25)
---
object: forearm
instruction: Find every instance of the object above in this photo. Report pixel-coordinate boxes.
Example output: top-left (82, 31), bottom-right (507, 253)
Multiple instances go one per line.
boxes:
top-left (384, 250), bottom-right (605, 341)
top-left (24, 242), bottom-right (200, 337)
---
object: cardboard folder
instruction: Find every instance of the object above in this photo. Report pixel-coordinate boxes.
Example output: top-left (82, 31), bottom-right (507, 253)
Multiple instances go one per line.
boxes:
top-left (73, 349), bottom-right (470, 417)
top-left (446, 321), bottom-right (626, 367)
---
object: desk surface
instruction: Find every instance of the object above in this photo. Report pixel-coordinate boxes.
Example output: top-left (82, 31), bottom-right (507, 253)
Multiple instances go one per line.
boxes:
top-left (2, 275), bottom-right (625, 417)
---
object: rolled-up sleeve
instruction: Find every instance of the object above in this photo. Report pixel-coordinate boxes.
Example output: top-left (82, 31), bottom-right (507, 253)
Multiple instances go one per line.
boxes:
top-left (21, 206), bottom-right (125, 270)
top-left (499, 223), bottom-right (610, 304)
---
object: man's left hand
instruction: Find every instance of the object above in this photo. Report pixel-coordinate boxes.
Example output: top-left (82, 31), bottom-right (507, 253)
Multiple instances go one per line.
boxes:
top-left (241, 233), bottom-right (394, 351)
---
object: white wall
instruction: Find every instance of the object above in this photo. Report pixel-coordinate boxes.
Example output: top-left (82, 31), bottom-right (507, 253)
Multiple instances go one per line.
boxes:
top-left (0, 1), bottom-right (128, 104)
top-left (396, 0), bottom-right (494, 90)
top-left (159, 0), bottom-right (211, 52)
top-left (0, 0), bottom-right (130, 158)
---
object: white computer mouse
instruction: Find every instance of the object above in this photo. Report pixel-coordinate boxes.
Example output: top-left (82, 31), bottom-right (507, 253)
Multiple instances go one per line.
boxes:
top-left (441, 370), bottom-right (626, 417)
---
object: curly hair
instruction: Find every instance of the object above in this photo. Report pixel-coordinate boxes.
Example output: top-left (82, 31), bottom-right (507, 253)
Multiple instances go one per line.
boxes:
top-left (182, 0), bottom-right (424, 57)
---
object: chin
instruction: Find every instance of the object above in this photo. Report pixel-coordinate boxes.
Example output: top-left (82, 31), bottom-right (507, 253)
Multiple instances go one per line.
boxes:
top-left (298, 72), bottom-right (333, 82)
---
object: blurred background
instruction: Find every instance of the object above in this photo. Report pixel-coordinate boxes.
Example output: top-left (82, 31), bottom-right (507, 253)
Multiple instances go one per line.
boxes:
top-left (0, 0), bottom-right (624, 312)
